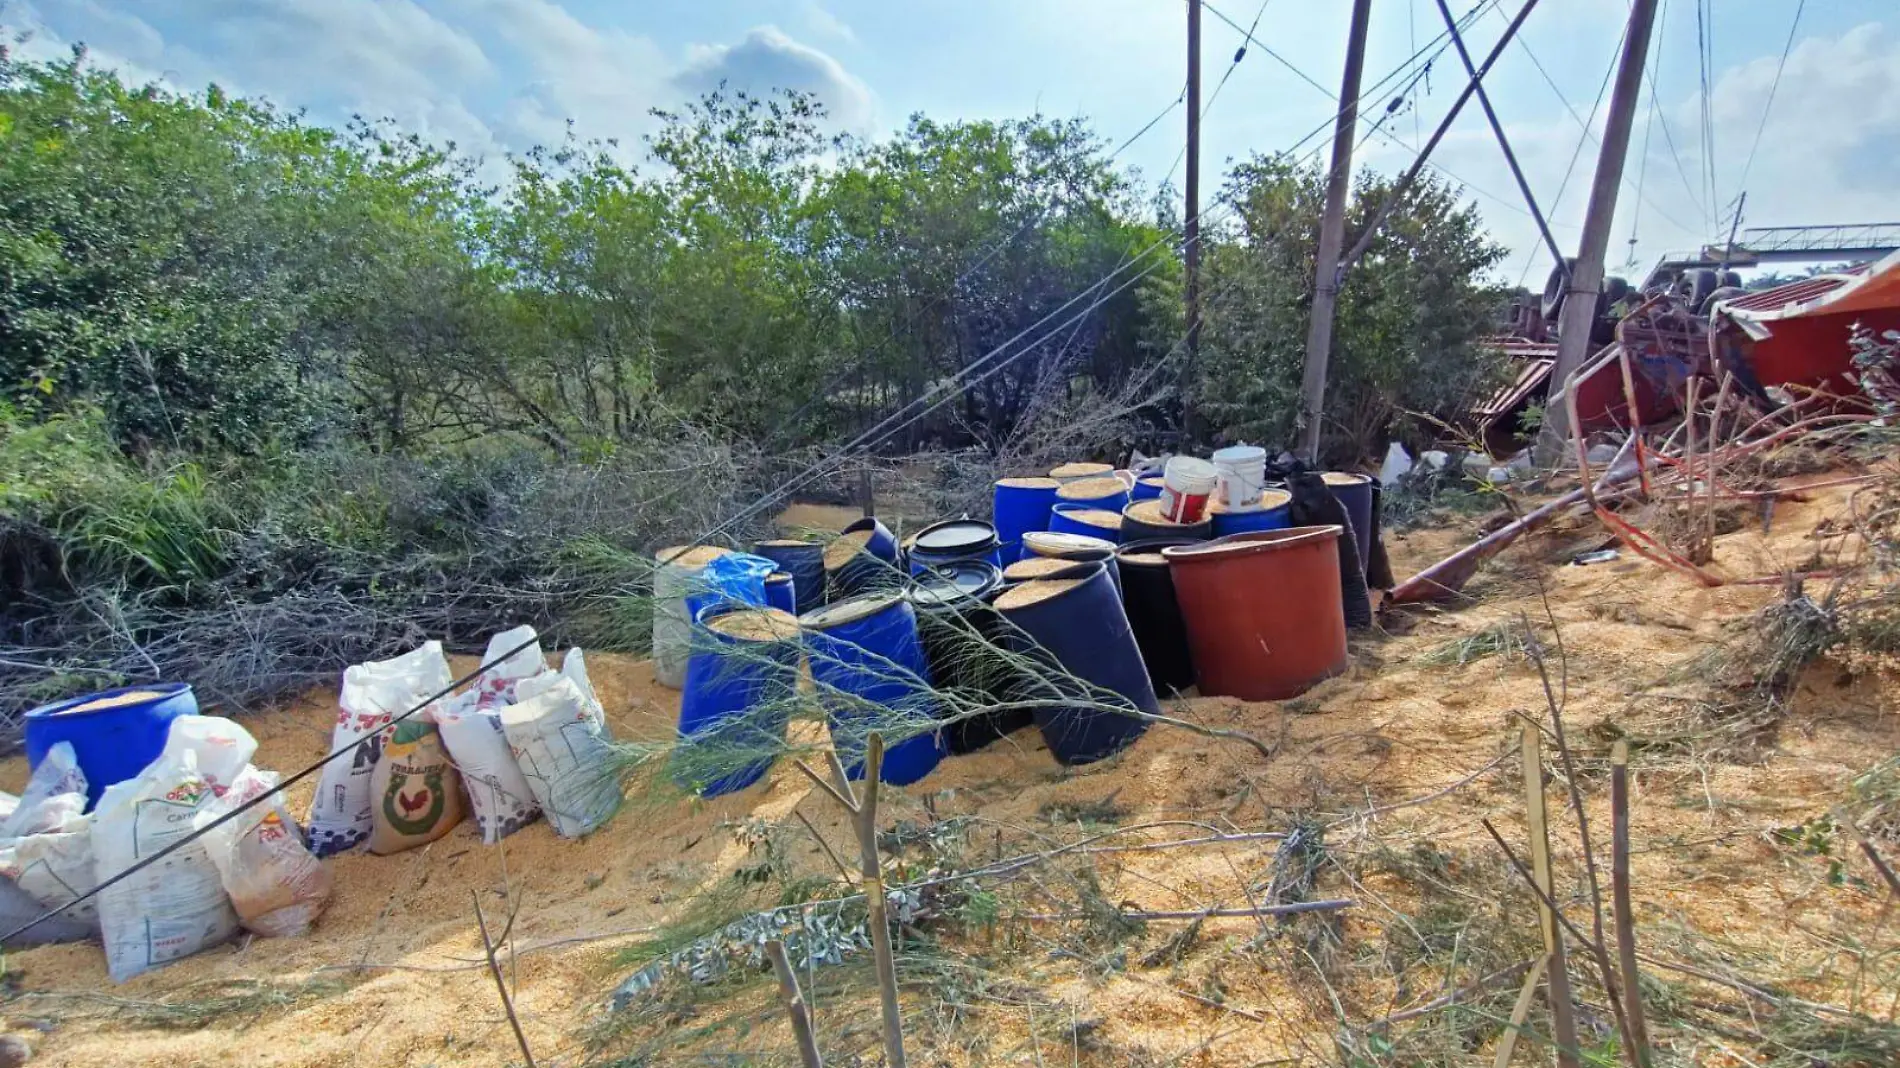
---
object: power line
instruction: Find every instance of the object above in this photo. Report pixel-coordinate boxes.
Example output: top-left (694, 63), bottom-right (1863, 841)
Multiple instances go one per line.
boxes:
top-left (1695, 0), bottom-right (1718, 220)
top-left (1736, 0), bottom-right (1803, 197)
top-left (761, 82), bottom-right (1190, 446)
top-left (1641, 0), bottom-right (1709, 232)
top-left (1515, 20), bottom-right (1627, 288)
top-left (1492, 1), bottom-right (1700, 245)
top-left (1203, 0), bottom-right (1275, 113)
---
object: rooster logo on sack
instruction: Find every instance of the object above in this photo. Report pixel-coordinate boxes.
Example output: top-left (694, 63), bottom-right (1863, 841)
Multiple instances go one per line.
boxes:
top-left (380, 722), bottom-right (446, 836)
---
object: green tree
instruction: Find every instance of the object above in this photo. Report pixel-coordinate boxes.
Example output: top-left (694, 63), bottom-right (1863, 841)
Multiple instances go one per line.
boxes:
top-left (1197, 158), bottom-right (1509, 463)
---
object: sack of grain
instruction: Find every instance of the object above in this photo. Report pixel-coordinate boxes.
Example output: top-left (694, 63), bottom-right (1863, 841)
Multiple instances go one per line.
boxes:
top-left (196, 766), bottom-right (333, 937)
top-left (93, 715), bottom-right (256, 982)
top-left (0, 794), bottom-right (99, 942)
top-left (0, 743), bottom-right (87, 838)
top-left (306, 642), bottom-right (451, 857)
top-left (435, 691), bottom-right (539, 845)
top-left (501, 676), bottom-right (620, 839)
top-left (366, 720), bottom-right (465, 855)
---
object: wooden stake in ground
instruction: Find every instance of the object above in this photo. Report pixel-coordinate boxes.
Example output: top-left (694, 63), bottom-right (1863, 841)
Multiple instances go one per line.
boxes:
top-left (1522, 725), bottom-right (1582, 1068)
top-left (471, 890), bottom-right (536, 1068)
top-left (1611, 741), bottom-right (1654, 1067)
top-left (796, 733), bottom-right (906, 1068)
top-left (767, 939), bottom-right (825, 1068)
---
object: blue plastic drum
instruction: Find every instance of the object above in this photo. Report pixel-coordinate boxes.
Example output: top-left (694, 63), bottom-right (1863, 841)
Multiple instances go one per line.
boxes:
top-left (824, 518), bottom-right (903, 598)
top-left (993, 561), bottom-right (1157, 765)
top-left (753, 540), bottom-right (826, 615)
top-left (800, 593), bottom-right (946, 786)
top-left (1048, 503), bottom-right (1124, 542)
top-left (1210, 488), bottom-right (1294, 539)
top-left (1054, 475), bottom-right (1131, 515)
top-left (992, 477), bottom-right (1060, 564)
top-left (1131, 475), bottom-right (1166, 501)
top-left (25, 683), bottom-right (198, 808)
top-left (907, 518), bottom-right (1002, 575)
top-left (674, 605), bottom-right (803, 797)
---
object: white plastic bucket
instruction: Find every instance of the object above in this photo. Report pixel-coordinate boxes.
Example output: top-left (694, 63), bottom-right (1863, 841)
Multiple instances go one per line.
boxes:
top-left (1211, 445), bottom-right (1268, 512)
top-left (1157, 456), bottom-right (1217, 524)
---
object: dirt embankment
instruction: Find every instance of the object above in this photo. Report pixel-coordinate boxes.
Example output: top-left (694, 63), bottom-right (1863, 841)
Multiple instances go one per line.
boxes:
top-left (3, 476), bottom-right (1894, 1067)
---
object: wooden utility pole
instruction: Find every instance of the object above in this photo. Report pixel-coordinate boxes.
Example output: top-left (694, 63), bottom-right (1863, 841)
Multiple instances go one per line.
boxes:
top-left (1183, 0), bottom-right (1203, 443)
top-left (1537, 0), bottom-right (1662, 459)
top-left (1296, 0), bottom-right (1375, 462)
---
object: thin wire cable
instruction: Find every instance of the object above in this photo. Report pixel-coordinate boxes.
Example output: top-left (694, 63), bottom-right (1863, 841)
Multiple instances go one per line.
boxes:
top-left (1641, 0), bottom-right (1708, 232)
top-left (1495, 1), bottom-right (1700, 243)
top-left (1203, 0), bottom-right (1274, 112)
top-left (1735, 0), bottom-right (1803, 197)
top-left (670, 8), bottom-right (1516, 559)
top-left (1695, 0), bottom-right (1718, 219)
top-left (0, 636), bottom-right (544, 944)
top-left (761, 83), bottom-right (1190, 446)
top-left (1514, 20), bottom-right (1628, 288)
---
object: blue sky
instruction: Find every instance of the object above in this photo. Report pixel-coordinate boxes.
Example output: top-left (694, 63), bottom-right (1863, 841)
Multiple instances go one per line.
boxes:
top-left (7, 1), bottom-right (1896, 286)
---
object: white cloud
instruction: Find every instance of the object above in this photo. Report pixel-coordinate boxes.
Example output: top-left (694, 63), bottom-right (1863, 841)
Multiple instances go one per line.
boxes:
top-left (799, 1), bottom-right (857, 46)
top-left (674, 25), bottom-right (875, 131)
top-left (5, 1), bottom-right (875, 163)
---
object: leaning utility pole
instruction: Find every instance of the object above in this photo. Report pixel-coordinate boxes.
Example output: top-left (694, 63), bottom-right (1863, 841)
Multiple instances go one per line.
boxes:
top-left (1183, 0), bottom-right (1204, 443)
top-left (1537, 0), bottom-right (1662, 459)
top-left (1297, 0), bottom-right (1375, 462)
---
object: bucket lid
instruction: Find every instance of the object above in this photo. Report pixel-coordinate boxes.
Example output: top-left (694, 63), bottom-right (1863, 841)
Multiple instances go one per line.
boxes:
top-left (906, 561), bottom-right (1003, 607)
top-left (1207, 487), bottom-right (1293, 515)
top-left (1056, 476), bottom-right (1128, 501)
top-left (765, 571), bottom-right (793, 585)
top-left (1022, 530), bottom-right (1116, 558)
top-left (1322, 471), bottom-right (1372, 487)
top-left (913, 518), bottom-right (998, 553)
top-left (997, 476), bottom-right (1060, 490)
top-left (656, 545), bottom-right (730, 569)
top-left (1161, 525), bottom-right (1342, 564)
top-left (1049, 462), bottom-right (1113, 480)
top-left (704, 607), bottom-right (801, 642)
top-left (1211, 445), bottom-right (1267, 464)
top-left (1003, 556), bottom-right (1075, 581)
top-left (799, 591), bottom-right (904, 631)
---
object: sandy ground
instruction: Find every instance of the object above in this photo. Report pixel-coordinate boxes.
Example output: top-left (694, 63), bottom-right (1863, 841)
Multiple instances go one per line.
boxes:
top-left (2, 474), bottom-right (1895, 1066)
